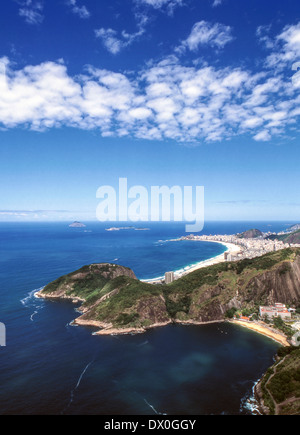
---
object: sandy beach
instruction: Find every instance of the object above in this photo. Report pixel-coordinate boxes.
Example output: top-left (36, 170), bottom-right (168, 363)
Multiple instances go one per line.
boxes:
top-left (143, 240), bottom-right (241, 284)
top-left (231, 320), bottom-right (290, 347)
top-left (179, 241), bottom-right (241, 276)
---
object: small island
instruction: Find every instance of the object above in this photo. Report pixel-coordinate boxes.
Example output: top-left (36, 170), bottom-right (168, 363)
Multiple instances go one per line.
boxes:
top-left (105, 226), bottom-right (150, 231)
top-left (69, 221), bottom-right (86, 228)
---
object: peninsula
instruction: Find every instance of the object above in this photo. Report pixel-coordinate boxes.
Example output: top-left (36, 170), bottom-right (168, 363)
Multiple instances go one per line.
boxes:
top-left (36, 248), bottom-right (300, 340)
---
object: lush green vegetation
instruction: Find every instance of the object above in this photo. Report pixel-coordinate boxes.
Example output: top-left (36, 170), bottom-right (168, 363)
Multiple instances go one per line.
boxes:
top-left (279, 262), bottom-right (292, 276)
top-left (167, 261), bottom-right (230, 292)
top-left (43, 264), bottom-right (114, 295)
top-left (115, 312), bottom-right (140, 326)
top-left (263, 348), bottom-right (300, 415)
top-left (86, 277), bottom-right (163, 326)
top-left (260, 367), bottom-right (276, 415)
top-left (43, 264), bottom-right (136, 305)
top-left (234, 248), bottom-right (297, 275)
top-left (273, 316), bottom-right (294, 339)
top-left (225, 307), bottom-right (238, 319)
top-left (164, 294), bottom-right (191, 318)
top-left (43, 273), bottom-right (70, 294)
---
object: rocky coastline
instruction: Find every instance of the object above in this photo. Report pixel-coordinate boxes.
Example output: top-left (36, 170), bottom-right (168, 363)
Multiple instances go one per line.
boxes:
top-left (36, 287), bottom-right (294, 343)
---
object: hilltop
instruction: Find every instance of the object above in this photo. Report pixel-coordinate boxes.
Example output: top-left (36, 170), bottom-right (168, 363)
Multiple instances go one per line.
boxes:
top-left (288, 224), bottom-right (300, 232)
top-left (255, 346), bottom-right (300, 415)
top-left (268, 230), bottom-right (300, 245)
top-left (279, 230), bottom-right (300, 245)
top-left (37, 248), bottom-right (300, 335)
top-left (237, 229), bottom-right (263, 239)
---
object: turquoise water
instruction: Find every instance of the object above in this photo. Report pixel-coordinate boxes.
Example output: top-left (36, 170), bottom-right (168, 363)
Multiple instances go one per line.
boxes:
top-left (0, 221), bottom-right (288, 415)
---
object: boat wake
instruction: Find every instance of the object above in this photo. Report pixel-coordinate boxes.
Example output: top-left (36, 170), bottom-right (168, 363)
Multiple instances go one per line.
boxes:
top-left (137, 340), bottom-right (149, 347)
top-left (62, 360), bottom-right (94, 414)
top-left (30, 311), bottom-right (39, 322)
top-left (144, 398), bottom-right (167, 415)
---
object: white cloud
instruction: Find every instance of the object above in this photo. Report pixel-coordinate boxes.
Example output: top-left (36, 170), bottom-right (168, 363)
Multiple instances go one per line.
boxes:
top-left (265, 22), bottom-right (300, 68)
top-left (136, 0), bottom-right (183, 14)
top-left (256, 25), bottom-right (275, 50)
top-left (128, 107), bottom-right (153, 120)
top-left (138, 0), bottom-right (170, 6)
top-left (95, 29), bottom-right (124, 55)
top-left (1, 22), bottom-right (300, 144)
top-left (67, 0), bottom-right (90, 19)
top-left (18, 0), bottom-right (44, 25)
top-left (279, 23), bottom-right (300, 57)
top-left (95, 27), bottom-right (146, 55)
top-left (212, 0), bottom-right (223, 6)
top-left (178, 21), bottom-right (233, 52)
top-left (0, 59), bottom-right (82, 129)
top-left (253, 130), bottom-right (271, 142)
top-left (95, 13), bottom-right (148, 54)
top-left (0, 209), bottom-right (92, 222)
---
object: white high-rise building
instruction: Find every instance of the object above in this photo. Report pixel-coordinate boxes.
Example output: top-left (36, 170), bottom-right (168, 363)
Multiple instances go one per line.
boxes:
top-left (165, 272), bottom-right (175, 284)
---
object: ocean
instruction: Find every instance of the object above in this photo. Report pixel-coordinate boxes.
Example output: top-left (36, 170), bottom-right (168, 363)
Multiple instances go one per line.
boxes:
top-left (0, 221), bottom-right (291, 415)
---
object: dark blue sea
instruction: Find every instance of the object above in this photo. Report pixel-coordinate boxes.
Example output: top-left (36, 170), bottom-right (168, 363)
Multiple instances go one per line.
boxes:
top-left (0, 221), bottom-right (292, 415)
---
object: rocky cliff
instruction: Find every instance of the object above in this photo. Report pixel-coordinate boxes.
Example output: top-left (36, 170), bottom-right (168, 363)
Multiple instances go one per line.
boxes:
top-left (245, 256), bottom-right (300, 306)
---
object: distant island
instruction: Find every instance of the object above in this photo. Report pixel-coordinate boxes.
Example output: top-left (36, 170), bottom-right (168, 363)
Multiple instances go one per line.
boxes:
top-left (69, 221), bottom-right (86, 228)
top-left (105, 226), bottom-right (134, 231)
top-left (105, 226), bottom-right (150, 231)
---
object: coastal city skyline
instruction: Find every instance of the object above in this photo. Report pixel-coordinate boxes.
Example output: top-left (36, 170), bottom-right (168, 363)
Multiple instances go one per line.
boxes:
top-left (1, 0), bottom-right (300, 222)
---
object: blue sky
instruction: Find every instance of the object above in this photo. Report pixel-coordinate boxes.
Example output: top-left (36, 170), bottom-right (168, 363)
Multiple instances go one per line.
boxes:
top-left (1, 0), bottom-right (300, 222)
